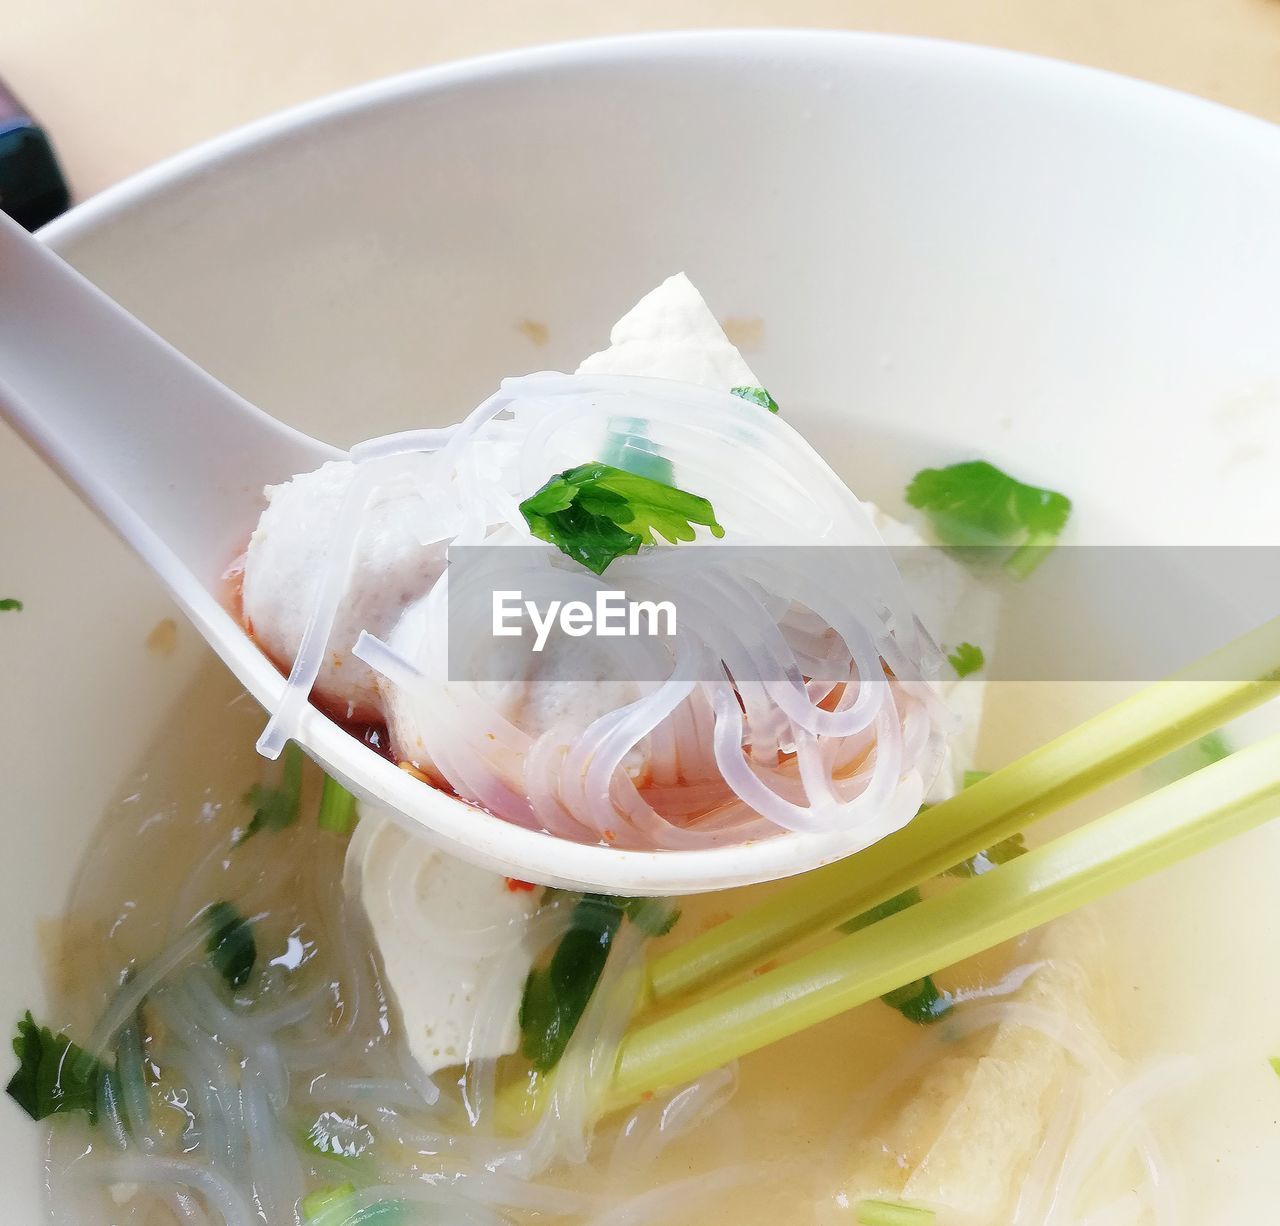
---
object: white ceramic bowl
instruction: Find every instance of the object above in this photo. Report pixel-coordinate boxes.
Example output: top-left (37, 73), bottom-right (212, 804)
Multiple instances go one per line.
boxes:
top-left (5, 29), bottom-right (1280, 1207)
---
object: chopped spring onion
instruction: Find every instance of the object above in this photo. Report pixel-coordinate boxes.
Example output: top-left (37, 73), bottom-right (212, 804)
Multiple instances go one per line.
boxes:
top-left (905, 458), bottom-right (1071, 577)
top-left (0, 598), bottom-right (22, 611)
top-left (730, 385), bottom-right (780, 413)
top-left (600, 417), bottom-right (676, 485)
top-left (6, 1012), bottom-right (115, 1123)
top-left (519, 462), bottom-right (724, 575)
top-left (856, 1200), bottom-right (936, 1225)
top-left (205, 901), bottom-right (256, 991)
top-left (318, 775), bottom-right (358, 835)
top-left (237, 741), bottom-right (305, 845)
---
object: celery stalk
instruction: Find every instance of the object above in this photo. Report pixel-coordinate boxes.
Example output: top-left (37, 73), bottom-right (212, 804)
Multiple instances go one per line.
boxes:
top-left (613, 727), bottom-right (1280, 1102)
top-left (317, 775), bottom-right (358, 835)
top-left (648, 616), bottom-right (1280, 1002)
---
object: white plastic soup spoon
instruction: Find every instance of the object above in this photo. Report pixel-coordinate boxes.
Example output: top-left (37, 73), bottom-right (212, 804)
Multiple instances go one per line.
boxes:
top-left (0, 211), bottom-right (861, 896)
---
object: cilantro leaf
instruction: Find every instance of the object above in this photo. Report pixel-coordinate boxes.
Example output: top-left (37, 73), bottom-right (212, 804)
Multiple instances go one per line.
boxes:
top-left (6, 1012), bottom-right (115, 1122)
top-left (205, 901), bottom-right (257, 990)
top-left (905, 459), bottom-right (1071, 577)
top-left (730, 385), bottom-right (780, 414)
top-left (946, 642), bottom-right (985, 677)
top-left (519, 893), bottom-right (680, 1071)
top-left (0, 598), bottom-right (22, 612)
top-left (237, 742), bottom-right (304, 845)
top-left (519, 462), bottom-right (724, 575)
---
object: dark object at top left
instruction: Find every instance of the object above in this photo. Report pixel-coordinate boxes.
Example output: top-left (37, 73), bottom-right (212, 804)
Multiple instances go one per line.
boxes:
top-left (0, 79), bottom-right (70, 230)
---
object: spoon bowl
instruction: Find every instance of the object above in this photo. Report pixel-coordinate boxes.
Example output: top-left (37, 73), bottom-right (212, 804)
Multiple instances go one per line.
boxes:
top-left (0, 210), bottom-right (893, 894)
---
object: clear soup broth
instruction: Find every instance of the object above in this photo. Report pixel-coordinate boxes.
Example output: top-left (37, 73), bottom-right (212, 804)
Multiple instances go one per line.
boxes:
top-left (37, 654), bottom-right (1280, 1226)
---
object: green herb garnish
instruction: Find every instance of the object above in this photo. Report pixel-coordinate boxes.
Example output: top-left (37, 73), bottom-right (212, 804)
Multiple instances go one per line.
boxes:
top-left (834, 775), bottom-right (1028, 1021)
top-left (519, 894), bottom-right (680, 1071)
top-left (317, 775), bottom-right (358, 836)
top-left (620, 896), bottom-right (681, 937)
top-left (947, 641), bottom-right (985, 677)
top-left (1270, 1056), bottom-right (1280, 1079)
top-left (943, 770), bottom-right (1029, 877)
top-left (905, 459), bottom-right (1071, 577)
top-left (857, 1201), bottom-right (936, 1225)
top-left (839, 888), bottom-right (951, 1023)
top-left (839, 886), bottom-right (923, 935)
top-left (205, 902), bottom-right (256, 990)
top-left (519, 462), bottom-right (724, 575)
top-left (6, 1012), bottom-right (115, 1123)
top-left (730, 385), bottom-right (780, 414)
top-left (0, 598), bottom-right (22, 612)
top-left (237, 742), bottom-right (305, 844)
top-left (944, 833), bottom-right (1028, 878)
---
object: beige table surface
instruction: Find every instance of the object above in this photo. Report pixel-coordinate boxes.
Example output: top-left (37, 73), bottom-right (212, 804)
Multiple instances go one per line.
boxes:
top-left (6, 0), bottom-right (1280, 203)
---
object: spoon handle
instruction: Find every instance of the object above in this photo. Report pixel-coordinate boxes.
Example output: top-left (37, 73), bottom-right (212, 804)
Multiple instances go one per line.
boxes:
top-left (0, 210), bottom-right (334, 588)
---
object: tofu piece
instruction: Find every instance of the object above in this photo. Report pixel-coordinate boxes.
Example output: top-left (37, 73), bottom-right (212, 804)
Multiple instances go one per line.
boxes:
top-left (576, 272), bottom-right (761, 390)
top-left (844, 913), bottom-right (1114, 1223)
top-left (343, 805), bottom-right (540, 1074)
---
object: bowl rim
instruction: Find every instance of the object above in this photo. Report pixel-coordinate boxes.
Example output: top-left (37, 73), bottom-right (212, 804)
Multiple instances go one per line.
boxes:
top-left (36, 28), bottom-right (1280, 895)
top-left (41, 27), bottom-right (1280, 254)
